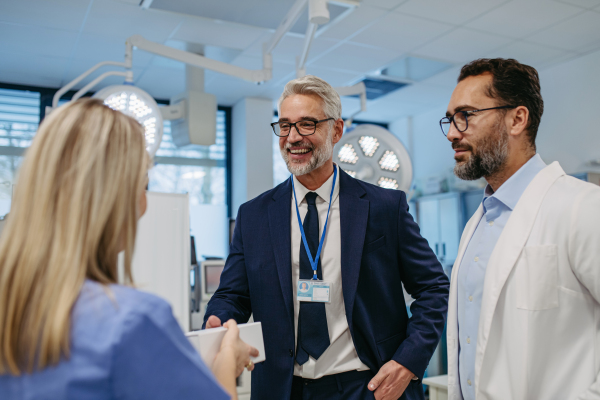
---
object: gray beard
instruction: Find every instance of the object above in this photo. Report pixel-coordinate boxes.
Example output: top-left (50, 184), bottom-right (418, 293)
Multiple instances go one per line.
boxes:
top-left (454, 119), bottom-right (509, 181)
top-left (280, 129), bottom-right (333, 176)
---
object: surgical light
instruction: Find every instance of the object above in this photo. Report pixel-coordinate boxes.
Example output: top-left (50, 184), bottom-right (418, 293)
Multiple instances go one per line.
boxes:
top-left (378, 177), bottom-right (399, 190)
top-left (334, 124), bottom-right (412, 193)
top-left (359, 136), bottom-right (379, 157)
top-left (379, 151), bottom-right (400, 172)
top-left (338, 143), bottom-right (359, 164)
top-left (93, 85), bottom-right (163, 157)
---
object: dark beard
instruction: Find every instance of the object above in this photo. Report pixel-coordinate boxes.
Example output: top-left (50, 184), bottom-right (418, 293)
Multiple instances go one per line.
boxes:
top-left (454, 118), bottom-right (509, 181)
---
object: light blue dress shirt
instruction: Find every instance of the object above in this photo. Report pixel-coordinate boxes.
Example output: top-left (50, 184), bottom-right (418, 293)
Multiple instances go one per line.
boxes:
top-left (457, 154), bottom-right (546, 399)
top-left (0, 279), bottom-right (230, 400)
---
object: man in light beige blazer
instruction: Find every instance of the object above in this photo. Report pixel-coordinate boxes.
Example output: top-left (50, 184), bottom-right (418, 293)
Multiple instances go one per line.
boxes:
top-left (443, 58), bottom-right (600, 400)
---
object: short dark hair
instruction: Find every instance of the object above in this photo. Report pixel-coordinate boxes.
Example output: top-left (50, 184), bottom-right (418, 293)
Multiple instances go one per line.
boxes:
top-left (458, 58), bottom-right (543, 148)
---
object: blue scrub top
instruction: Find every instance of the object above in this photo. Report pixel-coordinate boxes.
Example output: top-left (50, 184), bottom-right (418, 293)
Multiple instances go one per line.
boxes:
top-left (0, 280), bottom-right (230, 400)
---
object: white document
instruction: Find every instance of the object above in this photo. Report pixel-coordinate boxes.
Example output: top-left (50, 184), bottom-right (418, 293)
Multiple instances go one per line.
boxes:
top-left (186, 322), bottom-right (266, 369)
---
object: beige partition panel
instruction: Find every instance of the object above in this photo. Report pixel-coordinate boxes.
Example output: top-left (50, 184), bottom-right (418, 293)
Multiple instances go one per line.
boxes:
top-left (130, 192), bottom-right (190, 332)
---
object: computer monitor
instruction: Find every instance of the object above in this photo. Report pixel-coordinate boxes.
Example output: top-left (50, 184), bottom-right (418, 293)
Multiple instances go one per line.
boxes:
top-left (200, 260), bottom-right (226, 301)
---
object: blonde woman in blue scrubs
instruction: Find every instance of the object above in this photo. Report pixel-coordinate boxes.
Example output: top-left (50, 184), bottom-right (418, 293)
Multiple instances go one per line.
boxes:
top-left (0, 98), bottom-right (257, 400)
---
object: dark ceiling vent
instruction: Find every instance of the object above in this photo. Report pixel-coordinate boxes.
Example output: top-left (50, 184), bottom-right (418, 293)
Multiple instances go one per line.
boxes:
top-left (351, 77), bottom-right (410, 101)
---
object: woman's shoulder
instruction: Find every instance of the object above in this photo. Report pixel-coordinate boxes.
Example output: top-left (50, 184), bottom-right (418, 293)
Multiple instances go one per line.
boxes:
top-left (72, 280), bottom-right (176, 341)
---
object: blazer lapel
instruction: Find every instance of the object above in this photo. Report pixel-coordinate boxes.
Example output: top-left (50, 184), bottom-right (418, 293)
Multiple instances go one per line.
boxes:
top-left (338, 171), bottom-right (368, 333)
top-left (474, 162), bottom-right (565, 390)
top-left (268, 178), bottom-right (295, 331)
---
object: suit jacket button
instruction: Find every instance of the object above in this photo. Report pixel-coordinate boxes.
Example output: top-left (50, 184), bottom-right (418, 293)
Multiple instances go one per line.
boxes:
top-left (289, 349), bottom-right (293, 357)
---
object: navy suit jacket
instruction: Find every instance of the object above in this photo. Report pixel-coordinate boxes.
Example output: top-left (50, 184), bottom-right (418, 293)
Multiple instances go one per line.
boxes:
top-left (204, 170), bottom-right (449, 400)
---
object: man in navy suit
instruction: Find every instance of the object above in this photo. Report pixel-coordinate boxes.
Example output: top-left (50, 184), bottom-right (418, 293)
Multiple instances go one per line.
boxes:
top-left (204, 75), bottom-right (449, 400)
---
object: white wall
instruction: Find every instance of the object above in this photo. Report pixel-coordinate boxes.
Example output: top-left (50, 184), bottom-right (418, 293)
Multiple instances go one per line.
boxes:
top-left (391, 48), bottom-right (600, 183)
top-left (389, 106), bottom-right (455, 184)
top-left (537, 49), bottom-right (600, 174)
top-left (231, 97), bottom-right (274, 217)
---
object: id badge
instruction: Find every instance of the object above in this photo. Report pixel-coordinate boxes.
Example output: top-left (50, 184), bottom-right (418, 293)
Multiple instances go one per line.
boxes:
top-left (297, 280), bottom-right (331, 303)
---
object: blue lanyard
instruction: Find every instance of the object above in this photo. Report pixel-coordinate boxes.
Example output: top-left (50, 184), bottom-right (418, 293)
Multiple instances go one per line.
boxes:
top-left (291, 167), bottom-right (337, 280)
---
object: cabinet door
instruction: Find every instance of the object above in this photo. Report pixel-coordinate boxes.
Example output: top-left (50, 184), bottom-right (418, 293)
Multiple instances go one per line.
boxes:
top-left (439, 195), bottom-right (460, 266)
top-left (417, 198), bottom-right (440, 257)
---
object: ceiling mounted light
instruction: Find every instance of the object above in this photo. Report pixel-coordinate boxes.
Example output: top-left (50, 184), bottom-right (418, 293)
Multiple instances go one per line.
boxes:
top-left (334, 124), bottom-right (412, 193)
top-left (379, 151), bottom-right (400, 172)
top-left (378, 177), bottom-right (399, 190)
top-left (359, 135), bottom-right (379, 157)
top-left (338, 143), bottom-right (358, 164)
top-left (93, 85), bottom-right (163, 157)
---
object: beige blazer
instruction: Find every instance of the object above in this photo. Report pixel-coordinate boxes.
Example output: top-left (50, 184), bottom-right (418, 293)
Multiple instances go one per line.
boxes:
top-left (447, 162), bottom-right (600, 400)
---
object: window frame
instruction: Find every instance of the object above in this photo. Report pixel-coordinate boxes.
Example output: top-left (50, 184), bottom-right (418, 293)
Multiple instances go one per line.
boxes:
top-left (0, 81), bottom-right (232, 213)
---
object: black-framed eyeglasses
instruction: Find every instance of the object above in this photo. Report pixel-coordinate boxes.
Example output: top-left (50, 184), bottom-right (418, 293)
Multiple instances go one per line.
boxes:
top-left (271, 118), bottom-right (334, 137)
top-left (440, 105), bottom-right (517, 137)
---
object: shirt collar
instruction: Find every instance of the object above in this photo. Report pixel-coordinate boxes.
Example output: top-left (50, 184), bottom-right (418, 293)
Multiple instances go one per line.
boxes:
top-left (292, 164), bottom-right (340, 205)
top-left (484, 153), bottom-right (547, 211)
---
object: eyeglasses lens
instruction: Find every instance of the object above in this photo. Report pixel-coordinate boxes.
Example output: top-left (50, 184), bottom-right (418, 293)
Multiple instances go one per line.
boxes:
top-left (275, 121), bottom-right (316, 136)
top-left (454, 112), bottom-right (467, 132)
top-left (441, 119), bottom-right (452, 136)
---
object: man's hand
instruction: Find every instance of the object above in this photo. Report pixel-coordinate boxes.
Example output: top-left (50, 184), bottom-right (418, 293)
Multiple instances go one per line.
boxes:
top-left (368, 360), bottom-right (415, 400)
top-left (206, 315), bottom-right (222, 329)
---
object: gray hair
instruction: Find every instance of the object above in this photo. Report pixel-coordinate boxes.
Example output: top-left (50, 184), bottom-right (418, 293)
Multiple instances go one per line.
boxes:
top-left (277, 75), bottom-right (342, 120)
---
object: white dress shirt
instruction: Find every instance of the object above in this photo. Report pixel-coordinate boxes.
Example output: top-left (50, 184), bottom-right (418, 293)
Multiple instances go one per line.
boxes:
top-left (291, 165), bottom-right (370, 379)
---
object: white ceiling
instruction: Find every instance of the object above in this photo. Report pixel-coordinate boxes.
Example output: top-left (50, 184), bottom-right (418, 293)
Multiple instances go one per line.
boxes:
top-left (1, 0), bottom-right (600, 122)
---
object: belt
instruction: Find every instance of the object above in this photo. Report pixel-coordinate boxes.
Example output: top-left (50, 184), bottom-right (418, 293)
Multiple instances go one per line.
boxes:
top-left (293, 370), bottom-right (373, 390)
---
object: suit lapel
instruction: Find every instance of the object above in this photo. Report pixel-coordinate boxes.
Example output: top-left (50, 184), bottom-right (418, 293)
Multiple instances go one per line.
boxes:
top-left (474, 162), bottom-right (565, 390)
top-left (338, 171), bottom-right (368, 332)
top-left (268, 178), bottom-right (295, 331)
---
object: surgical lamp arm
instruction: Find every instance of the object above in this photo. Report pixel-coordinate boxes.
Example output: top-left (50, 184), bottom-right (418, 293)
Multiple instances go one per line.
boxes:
top-left (127, 35), bottom-right (272, 84)
top-left (51, 60), bottom-right (131, 108)
top-left (335, 82), bottom-right (367, 126)
top-left (266, 0), bottom-right (308, 55)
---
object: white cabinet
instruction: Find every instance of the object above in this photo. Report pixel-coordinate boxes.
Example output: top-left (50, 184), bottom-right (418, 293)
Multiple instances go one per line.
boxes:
top-left (416, 193), bottom-right (461, 268)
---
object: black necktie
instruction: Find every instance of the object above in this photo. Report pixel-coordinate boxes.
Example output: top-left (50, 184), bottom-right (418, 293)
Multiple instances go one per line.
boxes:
top-left (296, 192), bottom-right (330, 365)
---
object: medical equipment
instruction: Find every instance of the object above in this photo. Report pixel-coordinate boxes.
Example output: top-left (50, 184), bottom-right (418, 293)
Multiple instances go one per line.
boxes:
top-left (335, 124), bottom-right (413, 193)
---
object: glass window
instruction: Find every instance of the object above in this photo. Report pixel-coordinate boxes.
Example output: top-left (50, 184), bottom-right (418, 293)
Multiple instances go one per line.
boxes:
top-left (149, 109), bottom-right (227, 206)
top-left (0, 88), bottom-right (40, 217)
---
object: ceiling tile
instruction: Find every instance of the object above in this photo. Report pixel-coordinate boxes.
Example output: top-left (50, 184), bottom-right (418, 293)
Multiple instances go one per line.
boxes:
top-left (268, 35), bottom-right (341, 65)
top-left (302, 66), bottom-right (360, 88)
top-left (358, 0), bottom-right (409, 11)
top-left (71, 33), bottom-right (154, 67)
top-left (556, 0), bottom-right (600, 9)
top-left (230, 55), bottom-right (295, 83)
top-left (0, 22), bottom-right (79, 59)
top-left (527, 10), bottom-right (600, 51)
top-left (395, 0), bottom-right (507, 25)
top-left (149, 0), bottom-right (296, 31)
top-left (412, 27), bottom-right (513, 64)
top-left (0, 53), bottom-right (70, 88)
top-left (309, 42), bottom-right (401, 74)
top-left (173, 16), bottom-right (267, 51)
top-left (487, 41), bottom-right (577, 69)
top-left (317, 5), bottom-right (387, 41)
top-left (350, 13), bottom-right (454, 54)
top-left (0, 0), bottom-right (89, 32)
top-left (83, 0), bottom-right (184, 43)
top-left (466, 0), bottom-right (583, 39)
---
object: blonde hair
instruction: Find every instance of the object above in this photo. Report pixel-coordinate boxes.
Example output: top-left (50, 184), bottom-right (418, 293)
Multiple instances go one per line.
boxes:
top-left (0, 98), bottom-right (150, 375)
top-left (277, 75), bottom-right (342, 121)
